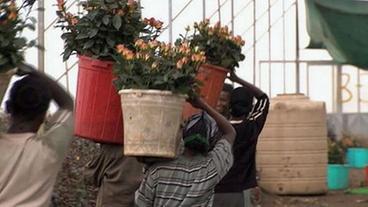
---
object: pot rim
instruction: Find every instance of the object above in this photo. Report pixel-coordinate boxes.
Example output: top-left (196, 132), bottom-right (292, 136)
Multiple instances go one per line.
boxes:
top-left (119, 89), bottom-right (188, 98)
top-left (201, 63), bottom-right (229, 73)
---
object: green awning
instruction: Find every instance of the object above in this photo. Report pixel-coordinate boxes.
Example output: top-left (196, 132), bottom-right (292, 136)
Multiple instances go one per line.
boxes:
top-left (305, 0), bottom-right (368, 69)
top-left (305, 0), bottom-right (325, 48)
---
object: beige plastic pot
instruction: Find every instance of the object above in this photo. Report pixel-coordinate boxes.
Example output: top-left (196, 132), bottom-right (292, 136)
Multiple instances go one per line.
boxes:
top-left (119, 89), bottom-right (186, 158)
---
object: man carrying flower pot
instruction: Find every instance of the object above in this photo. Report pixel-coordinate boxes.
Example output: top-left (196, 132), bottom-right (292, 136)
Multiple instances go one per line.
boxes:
top-left (84, 144), bottom-right (143, 207)
top-left (135, 97), bottom-right (236, 207)
top-left (213, 72), bottom-right (269, 207)
top-left (0, 64), bottom-right (74, 207)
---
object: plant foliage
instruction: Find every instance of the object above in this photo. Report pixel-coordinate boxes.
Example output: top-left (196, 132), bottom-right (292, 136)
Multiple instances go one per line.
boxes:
top-left (114, 39), bottom-right (206, 96)
top-left (328, 135), bottom-right (360, 164)
top-left (0, 0), bottom-right (36, 72)
top-left (183, 20), bottom-right (245, 72)
top-left (56, 0), bottom-right (162, 61)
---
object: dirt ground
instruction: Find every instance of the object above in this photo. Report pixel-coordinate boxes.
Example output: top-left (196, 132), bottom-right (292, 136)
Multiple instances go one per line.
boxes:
top-left (52, 138), bottom-right (99, 207)
top-left (261, 191), bottom-right (368, 207)
top-left (52, 138), bottom-right (368, 207)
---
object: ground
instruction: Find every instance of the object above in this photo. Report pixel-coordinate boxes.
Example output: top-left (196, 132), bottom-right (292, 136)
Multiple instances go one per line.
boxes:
top-left (52, 138), bottom-right (368, 207)
top-left (52, 138), bottom-right (98, 207)
top-left (261, 190), bottom-right (368, 207)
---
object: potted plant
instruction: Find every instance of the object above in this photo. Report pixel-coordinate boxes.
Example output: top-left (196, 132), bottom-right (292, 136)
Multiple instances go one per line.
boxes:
top-left (327, 138), bottom-right (350, 190)
top-left (180, 20), bottom-right (246, 117)
top-left (341, 135), bottom-right (368, 169)
top-left (113, 39), bottom-right (206, 158)
top-left (0, 0), bottom-right (36, 101)
top-left (56, 0), bottom-right (162, 143)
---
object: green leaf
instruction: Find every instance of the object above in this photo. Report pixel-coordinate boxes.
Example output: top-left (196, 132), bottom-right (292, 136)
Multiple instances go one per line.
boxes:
top-left (91, 46), bottom-right (101, 55)
top-left (172, 72), bottom-right (185, 79)
top-left (87, 11), bottom-right (99, 20)
top-left (112, 15), bottom-right (122, 30)
top-left (13, 38), bottom-right (27, 48)
top-left (76, 33), bottom-right (89, 40)
top-left (101, 46), bottom-right (109, 56)
top-left (163, 73), bottom-right (169, 82)
top-left (25, 23), bottom-right (36, 31)
top-left (102, 15), bottom-right (110, 25)
top-left (63, 48), bottom-right (73, 61)
top-left (0, 57), bottom-right (9, 65)
top-left (109, 3), bottom-right (119, 9)
top-left (28, 17), bottom-right (37, 24)
top-left (28, 40), bottom-right (37, 47)
top-left (83, 40), bottom-right (94, 50)
top-left (240, 54), bottom-right (246, 61)
top-left (10, 53), bottom-right (19, 65)
top-left (1, 39), bottom-right (9, 47)
top-left (61, 33), bottom-right (72, 40)
top-left (88, 28), bottom-right (99, 38)
top-left (106, 38), bottom-right (115, 47)
top-left (153, 78), bottom-right (165, 85)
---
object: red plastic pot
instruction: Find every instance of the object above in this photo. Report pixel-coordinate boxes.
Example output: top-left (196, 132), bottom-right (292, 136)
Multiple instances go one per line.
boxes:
top-left (74, 56), bottom-right (123, 144)
top-left (183, 64), bottom-right (228, 119)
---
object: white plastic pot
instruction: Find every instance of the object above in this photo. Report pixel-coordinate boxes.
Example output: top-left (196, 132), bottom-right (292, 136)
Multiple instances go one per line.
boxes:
top-left (119, 89), bottom-right (186, 158)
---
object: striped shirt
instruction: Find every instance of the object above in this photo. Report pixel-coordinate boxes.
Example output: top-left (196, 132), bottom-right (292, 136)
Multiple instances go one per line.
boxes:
top-left (135, 139), bottom-right (233, 207)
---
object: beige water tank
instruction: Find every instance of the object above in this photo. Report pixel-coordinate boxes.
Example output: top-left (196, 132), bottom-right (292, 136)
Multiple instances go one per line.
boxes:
top-left (256, 94), bottom-right (328, 195)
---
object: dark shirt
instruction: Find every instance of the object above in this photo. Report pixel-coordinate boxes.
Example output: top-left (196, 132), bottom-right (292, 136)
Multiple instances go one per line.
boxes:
top-left (215, 94), bottom-right (269, 193)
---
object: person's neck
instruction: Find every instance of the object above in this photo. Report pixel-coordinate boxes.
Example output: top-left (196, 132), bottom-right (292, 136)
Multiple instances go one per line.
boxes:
top-left (221, 112), bottom-right (231, 119)
top-left (231, 115), bottom-right (245, 121)
top-left (7, 120), bottom-right (41, 134)
top-left (183, 149), bottom-right (198, 157)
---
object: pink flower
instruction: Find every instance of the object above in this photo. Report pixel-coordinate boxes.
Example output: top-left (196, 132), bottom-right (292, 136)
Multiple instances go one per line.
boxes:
top-left (57, 0), bottom-right (64, 10)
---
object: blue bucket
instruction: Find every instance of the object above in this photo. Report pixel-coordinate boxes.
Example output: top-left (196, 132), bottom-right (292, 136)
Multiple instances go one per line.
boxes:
top-left (327, 164), bottom-right (349, 190)
top-left (346, 148), bottom-right (368, 168)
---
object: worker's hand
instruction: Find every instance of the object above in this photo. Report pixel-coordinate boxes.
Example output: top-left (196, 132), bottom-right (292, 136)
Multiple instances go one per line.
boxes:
top-left (188, 95), bottom-right (206, 109)
top-left (228, 71), bottom-right (240, 83)
top-left (16, 63), bottom-right (36, 76)
top-left (251, 187), bottom-right (262, 205)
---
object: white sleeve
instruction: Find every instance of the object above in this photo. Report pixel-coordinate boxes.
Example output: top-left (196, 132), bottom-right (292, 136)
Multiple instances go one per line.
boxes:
top-left (41, 109), bottom-right (74, 156)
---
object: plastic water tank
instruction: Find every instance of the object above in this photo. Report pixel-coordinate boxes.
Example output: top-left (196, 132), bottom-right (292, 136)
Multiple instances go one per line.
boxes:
top-left (256, 94), bottom-right (328, 195)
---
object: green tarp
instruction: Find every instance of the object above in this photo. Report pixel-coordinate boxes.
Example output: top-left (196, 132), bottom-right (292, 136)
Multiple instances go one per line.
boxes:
top-left (305, 0), bottom-right (325, 48)
top-left (305, 0), bottom-right (368, 69)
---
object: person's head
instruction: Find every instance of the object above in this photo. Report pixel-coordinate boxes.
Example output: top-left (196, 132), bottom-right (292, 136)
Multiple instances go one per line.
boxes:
top-left (6, 75), bottom-right (51, 126)
top-left (230, 87), bottom-right (254, 118)
top-left (182, 112), bottom-right (217, 155)
top-left (216, 83), bottom-right (233, 115)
